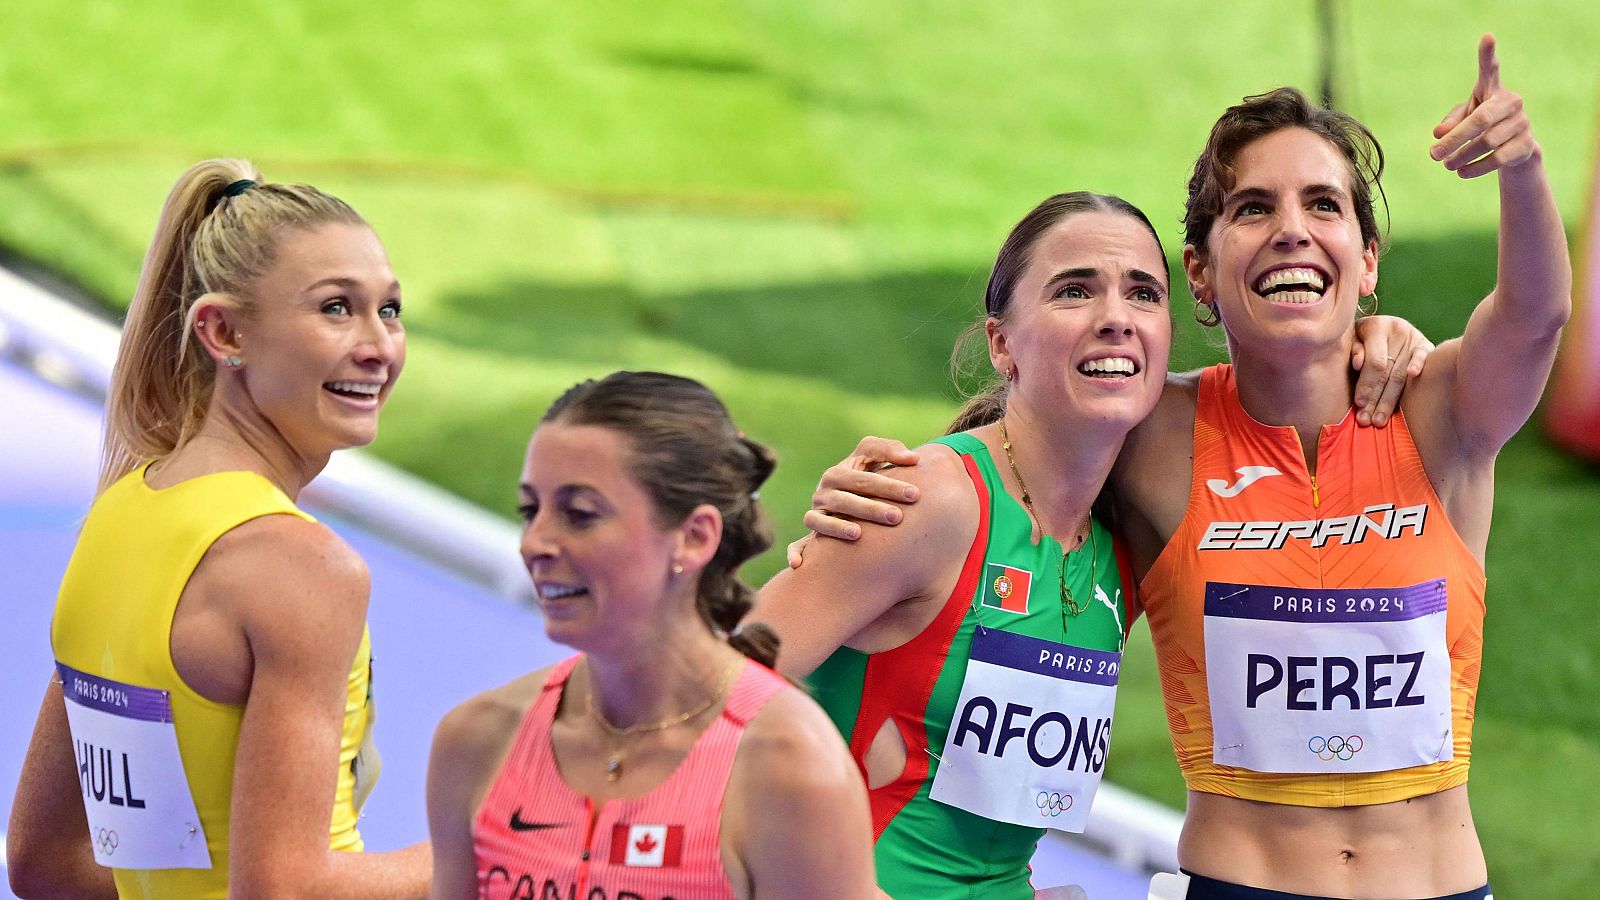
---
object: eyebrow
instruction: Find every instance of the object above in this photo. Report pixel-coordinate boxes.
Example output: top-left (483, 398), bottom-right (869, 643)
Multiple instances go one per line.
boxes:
top-left (1047, 267), bottom-right (1166, 287)
top-left (1226, 183), bottom-right (1350, 206)
top-left (305, 276), bottom-right (402, 293)
top-left (518, 482), bottom-right (603, 501)
top-left (1048, 267), bottom-right (1101, 283)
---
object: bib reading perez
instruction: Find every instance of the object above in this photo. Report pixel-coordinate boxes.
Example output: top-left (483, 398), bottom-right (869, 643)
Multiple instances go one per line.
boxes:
top-left (1140, 365), bottom-right (1486, 807)
top-left (808, 432), bottom-right (1133, 899)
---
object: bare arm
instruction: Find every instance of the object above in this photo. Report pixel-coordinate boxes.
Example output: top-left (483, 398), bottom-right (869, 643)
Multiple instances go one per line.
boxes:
top-left (758, 446), bottom-right (974, 680)
top-left (6, 678), bottom-right (117, 900)
top-left (425, 677), bottom-right (541, 900)
top-left (722, 690), bottom-right (884, 900)
top-left (1427, 35), bottom-right (1571, 455)
top-left (222, 517), bottom-right (429, 900)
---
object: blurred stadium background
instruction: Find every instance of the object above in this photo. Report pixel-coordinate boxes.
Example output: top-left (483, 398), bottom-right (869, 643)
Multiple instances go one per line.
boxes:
top-left (2, 1), bottom-right (1598, 896)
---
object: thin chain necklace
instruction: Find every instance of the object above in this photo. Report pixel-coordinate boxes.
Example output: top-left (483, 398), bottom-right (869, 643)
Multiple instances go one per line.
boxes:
top-left (586, 657), bottom-right (742, 782)
top-left (997, 419), bottom-right (1096, 627)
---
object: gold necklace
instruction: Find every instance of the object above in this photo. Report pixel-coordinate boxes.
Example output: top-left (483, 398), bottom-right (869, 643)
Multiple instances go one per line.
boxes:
top-left (997, 419), bottom-right (1096, 626)
top-left (586, 657), bottom-right (741, 782)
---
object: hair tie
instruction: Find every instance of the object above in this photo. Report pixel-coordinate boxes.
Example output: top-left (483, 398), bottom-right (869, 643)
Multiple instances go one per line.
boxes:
top-left (222, 179), bottom-right (257, 197)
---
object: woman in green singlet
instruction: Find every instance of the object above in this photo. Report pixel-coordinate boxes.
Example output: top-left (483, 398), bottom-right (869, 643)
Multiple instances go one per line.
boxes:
top-left (755, 192), bottom-right (1174, 899)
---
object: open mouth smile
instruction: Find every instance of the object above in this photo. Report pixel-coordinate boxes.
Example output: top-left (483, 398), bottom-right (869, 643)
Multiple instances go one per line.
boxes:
top-left (1252, 265), bottom-right (1328, 305)
top-left (1076, 356), bottom-right (1140, 379)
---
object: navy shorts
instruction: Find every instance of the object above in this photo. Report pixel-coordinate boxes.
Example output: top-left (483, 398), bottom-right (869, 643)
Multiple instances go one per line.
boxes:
top-left (1179, 870), bottom-right (1492, 900)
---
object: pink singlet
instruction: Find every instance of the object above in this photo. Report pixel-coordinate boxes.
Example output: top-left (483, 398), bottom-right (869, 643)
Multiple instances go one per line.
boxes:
top-left (473, 656), bottom-right (787, 900)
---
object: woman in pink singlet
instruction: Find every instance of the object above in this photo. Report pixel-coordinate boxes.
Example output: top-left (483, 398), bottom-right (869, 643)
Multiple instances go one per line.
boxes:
top-left (424, 371), bottom-right (882, 900)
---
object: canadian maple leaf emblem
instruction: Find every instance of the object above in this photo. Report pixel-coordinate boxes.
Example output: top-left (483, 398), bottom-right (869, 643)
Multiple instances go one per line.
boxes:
top-left (634, 832), bottom-right (658, 853)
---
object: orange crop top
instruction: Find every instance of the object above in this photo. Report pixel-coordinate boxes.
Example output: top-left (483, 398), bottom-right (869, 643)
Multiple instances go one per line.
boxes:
top-left (1139, 365), bottom-right (1485, 807)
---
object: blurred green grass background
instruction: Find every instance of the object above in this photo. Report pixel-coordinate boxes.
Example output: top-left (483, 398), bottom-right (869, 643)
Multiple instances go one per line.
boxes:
top-left (3, 2), bottom-right (1598, 895)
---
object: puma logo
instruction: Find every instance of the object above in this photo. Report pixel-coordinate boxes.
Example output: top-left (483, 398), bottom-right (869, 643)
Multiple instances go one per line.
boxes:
top-left (1206, 466), bottom-right (1282, 498)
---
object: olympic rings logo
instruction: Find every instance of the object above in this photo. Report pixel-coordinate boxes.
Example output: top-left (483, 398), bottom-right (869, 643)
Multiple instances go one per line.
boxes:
top-left (1308, 734), bottom-right (1364, 761)
top-left (94, 827), bottom-right (119, 856)
top-left (1036, 791), bottom-right (1074, 817)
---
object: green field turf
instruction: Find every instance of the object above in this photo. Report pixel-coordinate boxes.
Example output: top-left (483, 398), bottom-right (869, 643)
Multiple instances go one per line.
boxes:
top-left (3, 2), bottom-right (1598, 895)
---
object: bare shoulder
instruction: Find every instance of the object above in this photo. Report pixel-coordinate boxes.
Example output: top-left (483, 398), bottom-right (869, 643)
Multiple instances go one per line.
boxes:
top-left (731, 683), bottom-right (858, 790)
top-left (1119, 371), bottom-right (1198, 479)
top-left (433, 668), bottom-right (550, 766)
top-left (206, 513), bottom-right (369, 625)
top-left (891, 439), bottom-right (979, 530)
top-left (722, 681), bottom-right (877, 898)
top-left (789, 439), bottom-right (975, 569)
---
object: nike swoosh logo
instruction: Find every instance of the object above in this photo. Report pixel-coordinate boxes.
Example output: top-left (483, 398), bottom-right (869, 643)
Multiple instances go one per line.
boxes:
top-left (1206, 466), bottom-right (1283, 498)
top-left (509, 809), bottom-right (565, 832)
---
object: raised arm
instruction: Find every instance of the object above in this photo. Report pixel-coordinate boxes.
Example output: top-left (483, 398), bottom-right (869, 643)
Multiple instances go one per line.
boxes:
top-left (222, 518), bottom-right (429, 900)
top-left (757, 446), bottom-right (973, 680)
top-left (7, 678), bottom-right (117, 899)
top-left (1428, 34), bottom-right (1571, 454)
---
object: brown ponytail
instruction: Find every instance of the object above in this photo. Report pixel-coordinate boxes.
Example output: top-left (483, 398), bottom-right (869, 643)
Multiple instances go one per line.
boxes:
top-left (542, 372), bottom-right (781, 667)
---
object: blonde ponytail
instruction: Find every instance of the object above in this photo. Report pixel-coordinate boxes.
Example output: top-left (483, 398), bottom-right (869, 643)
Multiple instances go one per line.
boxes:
top-left (98, 159), bottom-right (365, 493)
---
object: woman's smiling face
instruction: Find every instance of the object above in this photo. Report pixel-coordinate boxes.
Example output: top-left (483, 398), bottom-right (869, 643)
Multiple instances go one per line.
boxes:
top-left (1187, 126), bottom-right (1379, 355)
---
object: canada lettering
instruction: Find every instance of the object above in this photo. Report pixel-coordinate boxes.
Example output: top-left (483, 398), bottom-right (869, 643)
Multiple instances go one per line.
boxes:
top-left (479, 869), bottom-right (674, 900)
top-left (73, 740), bottom-right (146, 809)
top-left (950, 698), bottom-right (1111, 772)
top-left (1244, 652), bottom-right (1427, 711)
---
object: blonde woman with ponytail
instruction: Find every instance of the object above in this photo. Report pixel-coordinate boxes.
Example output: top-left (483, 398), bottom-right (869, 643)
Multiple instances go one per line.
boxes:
top-left (425, 371), bottom-right (882, 900)
top-left (8, 159), bottom-right (429, 899)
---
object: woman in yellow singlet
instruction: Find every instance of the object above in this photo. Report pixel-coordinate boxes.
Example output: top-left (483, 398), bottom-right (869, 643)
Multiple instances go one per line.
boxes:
top-left (7, 161), bottom-right (429, 898)
top-left (798, 36), bottom-right (1564, 900)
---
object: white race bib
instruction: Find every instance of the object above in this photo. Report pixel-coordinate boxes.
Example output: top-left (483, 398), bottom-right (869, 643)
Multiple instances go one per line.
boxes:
top-left (1204, 580), bottom-right (1452, 773)
top-left (57, 663), bottom-right (212, 870)
top-left (930, 627), bottom-right (1120, 832)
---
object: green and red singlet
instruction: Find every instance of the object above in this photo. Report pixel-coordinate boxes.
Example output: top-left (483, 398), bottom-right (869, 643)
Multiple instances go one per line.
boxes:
top-left (808, 432), bottom-right (1133, 899)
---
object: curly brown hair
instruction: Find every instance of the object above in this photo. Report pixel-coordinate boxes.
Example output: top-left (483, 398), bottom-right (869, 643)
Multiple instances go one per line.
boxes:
top-left (1182, 87), bottom-right (1387, 260)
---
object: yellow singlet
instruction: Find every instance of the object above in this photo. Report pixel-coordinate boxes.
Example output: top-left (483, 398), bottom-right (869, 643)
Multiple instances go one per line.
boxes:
top-left (51, 464), bottom-right (376, 899)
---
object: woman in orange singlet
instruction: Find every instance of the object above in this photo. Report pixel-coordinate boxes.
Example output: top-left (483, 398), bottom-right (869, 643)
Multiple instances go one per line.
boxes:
top-left (797, 36), bottom-right (1566, 900)
top-left (424, 371), bottom-right (880, 900)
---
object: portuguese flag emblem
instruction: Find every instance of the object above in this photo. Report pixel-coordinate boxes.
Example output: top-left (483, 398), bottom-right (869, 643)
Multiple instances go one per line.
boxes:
top-left (982, 563), bottom-right (1032, 614)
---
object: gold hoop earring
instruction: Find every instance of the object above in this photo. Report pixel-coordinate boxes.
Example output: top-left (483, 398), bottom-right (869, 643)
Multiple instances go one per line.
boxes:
top-left (1358, 291), bottom-right (1379, 317)
top-left (1193, 298), bottom-right (1220, 327)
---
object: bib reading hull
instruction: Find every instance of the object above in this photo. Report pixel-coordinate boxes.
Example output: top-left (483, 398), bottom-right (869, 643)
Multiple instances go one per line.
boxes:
top-left (57, 664), bottom-right (211, 870)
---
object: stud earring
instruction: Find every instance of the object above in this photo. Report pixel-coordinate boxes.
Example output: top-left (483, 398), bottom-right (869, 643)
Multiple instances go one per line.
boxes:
top-left (1004, 368), bottom-right (1015, 382)
top-left (671, 563), bottom-right (684, 575)
top-left (223, 356), bottom-right (243, 368)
